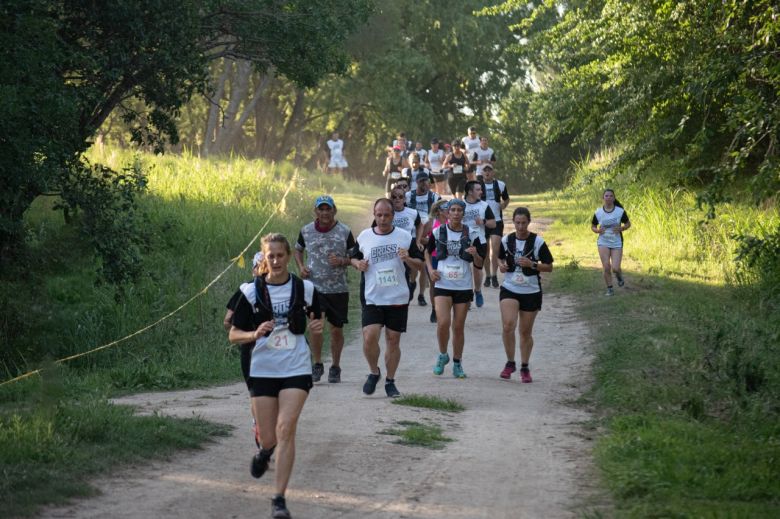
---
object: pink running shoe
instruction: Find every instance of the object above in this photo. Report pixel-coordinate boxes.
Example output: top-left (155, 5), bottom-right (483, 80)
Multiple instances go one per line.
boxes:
top-left (520, 367), bottom-right (533, 383)
top-left (500, 362), bottom-right (516, 380)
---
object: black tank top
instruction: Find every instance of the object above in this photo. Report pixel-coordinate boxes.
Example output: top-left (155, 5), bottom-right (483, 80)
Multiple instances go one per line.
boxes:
top-left (388, 157), bottom-right (403, 173)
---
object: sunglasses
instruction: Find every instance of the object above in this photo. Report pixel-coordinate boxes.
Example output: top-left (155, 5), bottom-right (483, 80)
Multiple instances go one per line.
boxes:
top-left (391, 195), bottom-right (405, 199)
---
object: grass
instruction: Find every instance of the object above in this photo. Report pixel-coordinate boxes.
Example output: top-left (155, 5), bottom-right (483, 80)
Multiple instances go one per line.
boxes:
top-left (380, 420), bottom-right (453, 449)
top-left (391, 393), bottom-right (465, 413)
top-left (0, 146), bottom-right (377, 516)
top-left (530, 154), bottom-right (780, 517)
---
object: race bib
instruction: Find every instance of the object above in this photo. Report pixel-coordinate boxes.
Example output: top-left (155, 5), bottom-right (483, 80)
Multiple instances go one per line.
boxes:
top-left (512, 272), bottom-right (531, 286)
top-left (376, 268), bottom-right (399, 287)
top-left (267, 324), bottom-right (296, 350)
top-left (453, 165), bottom-right (463, 174)
top-left (443, 263), bottom-right (465, 280)
top-left (390, 171), bottom-right (401, 179)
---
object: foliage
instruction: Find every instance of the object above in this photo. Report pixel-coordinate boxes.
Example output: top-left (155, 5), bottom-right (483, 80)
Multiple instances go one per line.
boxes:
top-left (1, 0), bottom-right (373, 284)
top-left (483, 0), bottom-right (780, 210)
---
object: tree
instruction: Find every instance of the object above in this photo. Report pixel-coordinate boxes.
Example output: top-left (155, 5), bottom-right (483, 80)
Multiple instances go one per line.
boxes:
top-left (0, 0), bottom-right (374, 280)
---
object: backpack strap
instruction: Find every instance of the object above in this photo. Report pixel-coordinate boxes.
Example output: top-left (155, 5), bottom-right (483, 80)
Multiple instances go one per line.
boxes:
top-left (520, 232), bottom-right (539, 277)
top-left (493, 180), bottom-right (501, 203)
top-left (506, 234), bottom-right (517, 272)
top-left (436, 224), bottom-right (449, 260)
top-left (410, 191), bottom-right (417, 209)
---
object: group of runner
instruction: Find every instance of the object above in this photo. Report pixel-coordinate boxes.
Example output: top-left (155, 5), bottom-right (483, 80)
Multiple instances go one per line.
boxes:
top-left (224, 129), bottom-right (630, 517)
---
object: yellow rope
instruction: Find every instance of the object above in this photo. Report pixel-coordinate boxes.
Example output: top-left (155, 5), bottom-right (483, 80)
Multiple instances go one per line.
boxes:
top-left (0, 178), bottom-right (297, 387)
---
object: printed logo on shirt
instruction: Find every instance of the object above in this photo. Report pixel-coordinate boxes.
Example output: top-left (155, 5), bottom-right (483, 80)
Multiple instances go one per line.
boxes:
top-left (370, 243), bottom-right (400, 264)
top-left (394, 216), bottom-right (412, 230)
top-left (446, 240), bottom-right (461, 256)
top-left (272, 300), bottom-right (290, 326)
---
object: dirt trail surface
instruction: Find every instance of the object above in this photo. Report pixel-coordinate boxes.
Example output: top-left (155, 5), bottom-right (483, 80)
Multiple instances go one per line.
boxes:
top-left (41, 221), bottom-right (597, 519)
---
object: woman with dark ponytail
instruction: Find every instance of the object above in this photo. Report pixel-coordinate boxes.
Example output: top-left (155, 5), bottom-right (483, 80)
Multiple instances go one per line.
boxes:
top-left (497, 207), bottom-right (554, 383)
top-left (591, 189), bottom-right (631, 296)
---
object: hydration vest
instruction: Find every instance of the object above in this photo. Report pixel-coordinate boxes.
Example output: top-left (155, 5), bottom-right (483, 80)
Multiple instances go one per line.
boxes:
top-left (435, 225), bottom-right (474, 263)
top-left (252, 274), bottom-right (307, 334)
top-left (505, 233), bottom-right (540, 280)
top-left (409, 191), bottom-right (435, 210)
top-left (480, 179), bottom-right (502, 203)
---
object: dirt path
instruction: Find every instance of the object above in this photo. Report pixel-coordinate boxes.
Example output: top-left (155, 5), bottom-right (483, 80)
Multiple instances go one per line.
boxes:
top-left (41, 217), bottom-right (598, 519)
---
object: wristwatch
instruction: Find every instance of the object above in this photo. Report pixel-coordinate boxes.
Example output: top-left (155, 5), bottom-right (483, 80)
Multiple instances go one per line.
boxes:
top-left (532, 261), bottom-right (538, 270)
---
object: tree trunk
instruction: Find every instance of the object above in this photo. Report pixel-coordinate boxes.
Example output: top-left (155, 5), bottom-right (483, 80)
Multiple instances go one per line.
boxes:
top-left (275, 89), bottom-right (306, 161)
top-left (213, 59), bottom-right (252, 154)
top-left (203, 59), bottom-right (230, 157)
top-left (220, 73), bottom-right (271, 153)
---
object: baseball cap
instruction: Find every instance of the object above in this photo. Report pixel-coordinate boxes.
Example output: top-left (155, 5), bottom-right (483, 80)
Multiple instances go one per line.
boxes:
top-left (392, 145), bottom-right (402, 151)
top-left (431, 138), bottom-right (439, 144)
top-left (315, 195), bottom-right (335, 208)
top-left (416, 172), bottom-right (430, 182)
top-left (482, 164), bottom-right (494, 171)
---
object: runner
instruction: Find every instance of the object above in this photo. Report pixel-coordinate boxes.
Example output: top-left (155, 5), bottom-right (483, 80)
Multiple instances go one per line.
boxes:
top-left (228, 233), bottom-right (323, 519)
top-left (471, 136), bottom-right (496, 179)
top-left (498, 207), bottom-right (554, 383)
top-left (326, 131), bottom-right (348, 174)
top-left (462, 180), bottom-right (496, 307)
top-left (383, 146), bottom-right (407, 197)
top-left (591, 188), bottom-right (631, 296)
top-left (414, 141), bottom-right (427, 163)
top-left (404, 153), bottom-right (430, 192)
top-left (294, 195), bottom-right (355, 384)
top-left (423, 198), bottom-right (449, 323)
top-left (406, 173), bottom-right (441, 307)
top-left (479, 164), bottom-right (510, 289)
top-left (442, 139), bottom-right (470, 199)
top-left (426, 199), bottom-right (486, 378)
top-left (426, 138), bottom-right (446, 196)
top-left (350, 198), bottom-right (425, 397)
top-left (461, 126), bottom-right (481, 163)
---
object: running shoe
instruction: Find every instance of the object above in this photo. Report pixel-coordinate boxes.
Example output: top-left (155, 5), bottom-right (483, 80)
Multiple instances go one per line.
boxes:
top-left (430, 308), bottom-right (436, 323)
top-left (433, 353), bottom-right (450, 375)
top-left (328, 366), bottom-right (341, 383)
top-left (491, 275), bottom-right (499, 288)
top-left (616, 273), bottom-right (625, 287)
top-left (418, 294), bottom-right (427, 307)
top-left (251, 448), bottom-right (273, 478)
top-left (520, 367), bottom-right (533, 383)
top-left (271, 495), bottom-right (291, 519)
top-left (312, 362), bottom-right (325, 382)
top-left (483, 276), bottom-right (491, 287)
top-left (500, 361), bottom-right (516, 380)
top-left (452, 361), bottom-right (467, 379)
top-left (605, 287), bottom-right (614, 296)
top-left (475, 291), bottom-right (484, 307)
top-left (363, 370), bottom-right (381, 395)
top-left (385, 380), bottom-right (401, 398)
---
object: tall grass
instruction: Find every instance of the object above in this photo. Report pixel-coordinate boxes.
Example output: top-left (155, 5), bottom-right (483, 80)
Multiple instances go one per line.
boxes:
top-left (542, 151), bottom-right (780, 517)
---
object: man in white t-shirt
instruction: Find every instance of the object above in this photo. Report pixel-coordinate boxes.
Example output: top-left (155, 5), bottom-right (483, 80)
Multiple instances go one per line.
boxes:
top-left (350, 198), bottom-right (424, 398)
top-left (462, 180), bottom-right (496, 308)
top-left (326, 131), bottom-right (348, 174)
top-left (461, 127), bottom-right (481, 180)
top-left (426, 138), bottom-right (447, 195)
top-left (471, 136), bottom-right (497, 178)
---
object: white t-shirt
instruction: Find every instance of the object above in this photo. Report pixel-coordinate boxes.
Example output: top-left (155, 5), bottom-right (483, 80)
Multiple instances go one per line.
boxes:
top-left (392, 207), bottom-right (420, 235)
top-left (427, 149), bottom-right (445, 172)
top-left (499, 234), bottom-right (552, 295)
top-left (482, 179), bottom-right (508, 222)
top-left (462, 135), bottom-right (481, 155)
top-left (354, 227), bottom-right (417, 306)
top-left (327, 139), bottom-right (344, 159)
top-left (463, 199), bottom-right (494, 244)
top-left (239, 278), bottom-right (315, 378)
top-left (471, 146), bottom-right (496, 176)
top-left (592, 206), bottom-right (629, 248)
top-left (405, 190), bottom-right (441, 225)
top-left (433, 226), bottom-right (475, 291)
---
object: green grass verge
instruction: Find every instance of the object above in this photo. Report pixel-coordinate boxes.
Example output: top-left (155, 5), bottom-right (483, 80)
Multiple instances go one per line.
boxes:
top-left (391, 393), bottom-right (465, 413)
top-left (525, 155), bottom-right (780, 517)
top-left (380, 420), bottom-right (453, 449)
top-left (1, 394), bottom-right (230, 517)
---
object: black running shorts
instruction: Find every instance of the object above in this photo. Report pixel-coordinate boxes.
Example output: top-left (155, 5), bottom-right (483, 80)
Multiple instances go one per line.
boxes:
top-left (499, 287), bottom-right (542, 312)
top-left (240, 343), bottom-right (253, 390)
top-left (361, 304), bottom-right (409, 332)
top-left (249, 375), bottom-right (313, 398)
top-left (433, 287), bottom-right (473, 305)
top-left (448, 172), bottom-right (467, 194)
top-left (317, 292), bottom-right (349, 328)
top-left (487, 221), bottom-right (504, 237)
